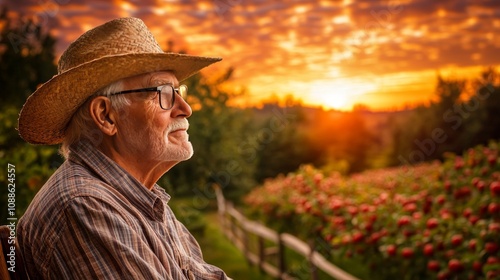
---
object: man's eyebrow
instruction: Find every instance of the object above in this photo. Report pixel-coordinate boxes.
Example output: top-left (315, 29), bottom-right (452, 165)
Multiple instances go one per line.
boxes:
top-left (152, 80), bottom-right (176, 86)
top-left (140, 73), bottom-right (175, 87)
top-left (148, 77), bottom-right (177, 87)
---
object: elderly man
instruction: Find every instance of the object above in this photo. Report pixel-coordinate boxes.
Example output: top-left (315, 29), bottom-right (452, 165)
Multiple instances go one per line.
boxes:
top-left (17, 17), bottom-right (229, 279)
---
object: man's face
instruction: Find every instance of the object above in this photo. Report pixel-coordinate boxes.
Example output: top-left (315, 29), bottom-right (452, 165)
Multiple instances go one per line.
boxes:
top-left (115, 71), bottom-right (194, 165)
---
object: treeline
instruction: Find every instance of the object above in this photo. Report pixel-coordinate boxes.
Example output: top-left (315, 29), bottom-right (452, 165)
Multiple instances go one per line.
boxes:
top-left (250, 69), bottom-right (500, 180)
top-left (389, 70), bottom-right (500, 166)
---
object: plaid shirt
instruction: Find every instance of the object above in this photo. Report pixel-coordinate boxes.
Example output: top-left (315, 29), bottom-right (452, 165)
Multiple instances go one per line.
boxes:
top-left (18, 140), bottom-right (228, 280)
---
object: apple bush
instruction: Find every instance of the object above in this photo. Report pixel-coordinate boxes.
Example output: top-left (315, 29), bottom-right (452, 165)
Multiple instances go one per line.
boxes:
top-left (245, 141), bottom-right (500, 279)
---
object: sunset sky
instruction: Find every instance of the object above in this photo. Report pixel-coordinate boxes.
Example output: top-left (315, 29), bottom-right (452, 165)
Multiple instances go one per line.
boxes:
top-left (6, 0), bottom-right (500, 111)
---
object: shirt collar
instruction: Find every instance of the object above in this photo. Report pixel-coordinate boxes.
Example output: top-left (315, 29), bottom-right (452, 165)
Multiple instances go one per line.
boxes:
top-left (68, 139), bottom-right (167, 222)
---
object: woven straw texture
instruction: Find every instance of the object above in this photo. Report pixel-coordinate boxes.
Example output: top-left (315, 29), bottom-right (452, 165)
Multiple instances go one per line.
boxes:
top-left (18, 17), bottom-right (221, 145)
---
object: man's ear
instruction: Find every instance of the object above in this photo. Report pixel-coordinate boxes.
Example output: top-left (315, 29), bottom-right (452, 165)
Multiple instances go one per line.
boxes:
top-left (89, 96), bottom-right (117, 136)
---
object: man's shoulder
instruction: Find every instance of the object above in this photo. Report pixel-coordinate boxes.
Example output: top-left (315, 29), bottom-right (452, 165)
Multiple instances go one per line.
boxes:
top-left (21, 160), bottom-right (118, 224)
top-left (41, 160), bottom-right (113, 200)
top-left (17, 160), bottom-right (125, 277)
top-left (18, 159), bottom-right (123, 244)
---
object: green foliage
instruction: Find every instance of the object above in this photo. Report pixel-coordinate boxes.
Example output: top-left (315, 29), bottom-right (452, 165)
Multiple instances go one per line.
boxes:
top-left (0, 6), bottom-right (57, 106)
top-left (253, 103), bottom-right (380, 182)
top-left (389, 68), bottom-right (500, 166)
top-left (169, 198), bottom-right (207, 236)
top-left (197, 214), bottom-right (275, 280)
top-left (0, 105), bottom-right (61, 223)
top-left (0, 7), bottom-right (60, 223)
top-left (253, 102), bottom-right (319, 182)
top-left (161, 70), bottom-right (257, 202)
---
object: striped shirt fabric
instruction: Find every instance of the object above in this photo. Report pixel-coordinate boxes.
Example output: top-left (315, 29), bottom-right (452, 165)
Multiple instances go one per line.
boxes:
top-left (18, 140), bottom-right (229, 280)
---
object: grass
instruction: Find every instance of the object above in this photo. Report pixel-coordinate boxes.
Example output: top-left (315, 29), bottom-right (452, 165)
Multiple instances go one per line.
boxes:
top-left (170, 197), bottom-right (364, 279)
top-left (170, 198), bottom-right (271, 279)
top-left (195, 213), bottom-right (274, 280)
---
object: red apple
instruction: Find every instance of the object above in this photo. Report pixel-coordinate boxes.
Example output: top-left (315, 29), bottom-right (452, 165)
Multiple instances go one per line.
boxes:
top-left (436, 194), bottom-right (446, 205)
top-left (476, 180), bottom-right (486, 192)
top-left (427, 260), bottom-right (440, 272)
top-left (445, 249), bottom-right (455, 259)
top-left (487, 270), bottom-right (499, 279)
top-left (437, 271), bottom-right (450, 280)
top-left (341, 235), bottom-right (352, 245)
top-left (491, 181), bottom-right (500, 196)
top-left (427, 218), bottom-right (439, 229)
top-left (403, 229), bottom-right (415, 238)
top-left (469, 215), bottom-right (480, 225)
top-left (451, 234), bottom-right (463, 247)
top-left (347, 206), bottom-right (358, 215)
top-left (423, 244), bottom-right (434, 256)
top-left (436, 241), bottom-right (445, 250)
top-left (485, 242), bottom-right (499, 254)
top-left (488, 202), bottom-right (499, 215)
top-left (444, 180), bottom-right (452, 191)
top-left (368, 232), bottom-right (381, 244)
top-left (472, 177), bottom-right (480, 187)
top-left (404, 202), bottom-right (417, 212)
top-left (412, 211), bottom-right (423, 220)
top-left (397, 215), bottom-right (411, 227)
top-left (469, 239), bottom-right (477, 251)
top-left (463, 208), bottom-right (473, 218)
top-left (401, 247), bottom-right (414, 259)
top-left (488, 155), bottom-right (497, 166)
top-left (387, 244), bottom-right (397, 256)
top-left (325, 234), bottom-right (333, 242)
top-left (481, 166), bottom-right (489, 176)
top-left (489, 222), bottom-right (500, 233)
top-left (352, 231), bottom-right (364, 243)
top-left (448, 259), bottom-right (464, 272)
top-left (472, 260), bottom-right (482, 272)
top-left (487, 256), bottom-right (500, 264)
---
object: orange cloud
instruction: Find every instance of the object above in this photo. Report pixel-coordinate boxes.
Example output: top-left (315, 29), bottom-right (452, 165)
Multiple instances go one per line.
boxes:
top-left (6, 0), bottom-right (500, 110)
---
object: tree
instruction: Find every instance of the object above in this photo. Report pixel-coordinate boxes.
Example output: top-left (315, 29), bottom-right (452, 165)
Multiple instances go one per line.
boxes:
top-left (161, 69), bottom-right (257, 203)
top-left (0, 6), bottom-right (57, 106)
top-left (468, 68), bottom-right (500, 146)
top-left (300, 108), bottom-right (377, 174)
top-left (0, 6), bottom-right (60, 224)
top-left (253, 102), bottom-right (317, 182)
top-left (388, 69), bottom-right (500, 167)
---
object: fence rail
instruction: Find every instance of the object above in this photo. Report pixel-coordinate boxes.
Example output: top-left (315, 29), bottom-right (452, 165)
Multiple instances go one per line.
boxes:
top-left (215, 188), bottom-right (360, 280)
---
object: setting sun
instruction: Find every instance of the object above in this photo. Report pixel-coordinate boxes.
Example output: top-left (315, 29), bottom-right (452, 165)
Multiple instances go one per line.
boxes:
top-left (307, 79), bottom-right (377, 110)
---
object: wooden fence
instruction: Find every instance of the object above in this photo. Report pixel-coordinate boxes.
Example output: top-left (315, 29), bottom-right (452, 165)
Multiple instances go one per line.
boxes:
top-left (215, 188), bottom-right (360, 280)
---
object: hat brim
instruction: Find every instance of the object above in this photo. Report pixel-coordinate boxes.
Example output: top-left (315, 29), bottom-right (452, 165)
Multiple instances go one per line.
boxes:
top-left (18, 52), bottom-right (221, 145)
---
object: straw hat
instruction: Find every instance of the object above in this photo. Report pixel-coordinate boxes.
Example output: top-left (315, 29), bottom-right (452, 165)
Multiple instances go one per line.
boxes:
top-left (18, 17), bottom-right (222, 145)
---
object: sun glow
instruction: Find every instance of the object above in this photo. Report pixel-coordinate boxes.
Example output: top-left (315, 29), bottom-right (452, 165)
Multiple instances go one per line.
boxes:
top-left (307, 79), bottom-right (377, 110)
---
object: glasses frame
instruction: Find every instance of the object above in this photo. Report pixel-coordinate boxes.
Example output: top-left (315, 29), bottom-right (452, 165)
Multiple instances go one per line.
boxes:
top-left (110, 84), bottom-right (188, 110)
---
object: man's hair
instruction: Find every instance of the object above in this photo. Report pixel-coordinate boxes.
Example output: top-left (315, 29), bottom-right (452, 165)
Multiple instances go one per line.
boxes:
top-left (60, 80), bottom-right (128, 158)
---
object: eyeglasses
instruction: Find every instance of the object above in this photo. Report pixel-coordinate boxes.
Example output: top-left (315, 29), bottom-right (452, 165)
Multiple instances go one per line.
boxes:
top-left (110, 84), bottom-right (188, 110)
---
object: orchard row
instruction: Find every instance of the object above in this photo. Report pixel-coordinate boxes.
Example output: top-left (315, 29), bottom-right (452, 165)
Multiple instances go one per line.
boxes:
top-left (245, 142), bottom-right (500, 279)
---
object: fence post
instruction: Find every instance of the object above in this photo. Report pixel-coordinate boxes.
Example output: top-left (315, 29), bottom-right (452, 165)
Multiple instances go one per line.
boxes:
top-left (228, 202), bottom-right (236, 242)
top-left (278, 234), bottom-right (286, 278)
top-left (214, 189), bottom-right (360, 280)
top-left (258, 235), bottom-right (266, 273)
top-left (214, 186), bottom-right (227, 235)
top-left (242, 220), bottom-right (249, 264)
top-left (309, 239), bottom-right (318, 280)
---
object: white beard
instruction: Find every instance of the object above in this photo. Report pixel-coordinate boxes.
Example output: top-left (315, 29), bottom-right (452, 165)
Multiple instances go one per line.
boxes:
top-left (124, 118), bottom-right (194, 163)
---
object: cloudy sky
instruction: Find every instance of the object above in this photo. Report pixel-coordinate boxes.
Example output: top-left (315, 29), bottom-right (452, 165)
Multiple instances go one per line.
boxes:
top-left (6, 0), bottom-right (500, 110)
